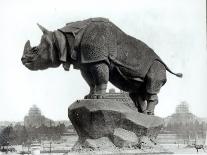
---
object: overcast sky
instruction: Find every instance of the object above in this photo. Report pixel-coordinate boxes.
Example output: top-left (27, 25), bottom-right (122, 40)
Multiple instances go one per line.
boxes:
top-left (0, 0), bottom-right (206, 121)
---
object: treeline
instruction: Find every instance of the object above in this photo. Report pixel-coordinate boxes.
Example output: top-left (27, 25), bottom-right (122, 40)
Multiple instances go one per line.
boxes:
top-left (0, 123), bottom-right (67, 146)
top-left (162, 120), bottom-right (207, 139)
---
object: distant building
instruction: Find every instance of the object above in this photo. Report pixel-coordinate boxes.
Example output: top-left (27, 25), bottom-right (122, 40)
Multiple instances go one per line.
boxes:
top-left (175, 101), bottom-right (189, 114)
top-left (164, 101), bottom-right (198, 125)
top-left (105, 88), bottom-right (133, 103)
top-left (24, 105), bottom-right (54, 128)
top-left (157, 101), bottom-right (205, 144)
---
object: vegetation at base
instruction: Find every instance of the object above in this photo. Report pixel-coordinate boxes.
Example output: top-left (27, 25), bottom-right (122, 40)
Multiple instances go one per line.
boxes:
top-left (0, 123), bottom-right (67, 146)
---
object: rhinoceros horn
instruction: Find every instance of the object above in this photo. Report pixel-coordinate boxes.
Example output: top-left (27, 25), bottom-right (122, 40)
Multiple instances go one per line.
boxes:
top-left (23, 40), bottom-right (31, 55)
top-left (37, 23), bottom-right (49, 34)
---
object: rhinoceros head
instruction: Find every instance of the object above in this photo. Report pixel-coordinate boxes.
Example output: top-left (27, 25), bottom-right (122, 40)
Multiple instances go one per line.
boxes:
top-left (21, 24), bottom-right (61, 70)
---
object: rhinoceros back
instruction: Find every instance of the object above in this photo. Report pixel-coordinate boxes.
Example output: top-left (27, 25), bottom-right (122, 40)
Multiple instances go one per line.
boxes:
top-left (113, 29), bottom-right (161, 78)
top-left (60, 18), bottom-right (161, 78)
top-left (58, 18), bottom-right (112, 63)
top-left (80, 18), bottom-right (117, 64)
top-left (81, 19), bottom-right (161, 78)
top-left (59, 17), bottom-right (117, 64)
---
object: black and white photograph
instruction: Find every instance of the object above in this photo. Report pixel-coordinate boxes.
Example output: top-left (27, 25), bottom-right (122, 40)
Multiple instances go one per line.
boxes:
top-left (0, 0), bottom-right (206, 154)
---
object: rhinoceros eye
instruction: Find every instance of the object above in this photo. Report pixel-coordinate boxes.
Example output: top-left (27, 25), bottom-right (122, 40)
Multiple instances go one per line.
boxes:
top-left (30, 46), bottom-right (39, 55)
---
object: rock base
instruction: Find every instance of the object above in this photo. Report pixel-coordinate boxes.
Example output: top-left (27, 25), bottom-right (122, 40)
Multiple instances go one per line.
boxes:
top-left (68, 99), bottom-right (165, 152)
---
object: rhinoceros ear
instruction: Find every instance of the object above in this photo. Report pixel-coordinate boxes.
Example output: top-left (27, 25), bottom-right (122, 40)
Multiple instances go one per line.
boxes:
top-left (37, 23), bottom-right (49, 34)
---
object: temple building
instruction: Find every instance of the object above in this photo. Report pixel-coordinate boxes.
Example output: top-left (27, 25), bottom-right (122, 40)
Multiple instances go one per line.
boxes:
top-left (24, 105), bottom-right (54, 128)
top-left (157, 101), bottom-right (206, 144)
top-left (164, 101), bottom-right (198, 125)
top-left (176, 101), bottom-right (190, 114)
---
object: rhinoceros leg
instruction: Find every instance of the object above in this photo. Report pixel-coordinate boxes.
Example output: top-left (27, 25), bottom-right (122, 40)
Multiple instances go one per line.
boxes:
top-left (81, 62), bottom-right (109, 99)
top-left (81, 69), bottom-right (95, 99)
top-left (129, 93), bottom-right (147, 113)
top-left (144, 61), bottom-right (167, 115)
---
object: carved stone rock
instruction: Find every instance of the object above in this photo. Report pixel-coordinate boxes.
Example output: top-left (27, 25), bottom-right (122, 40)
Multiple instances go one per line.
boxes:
top-left (112, 128), bottom-right (138, 148)
top-left (68, 99), bottom-right (164, 151)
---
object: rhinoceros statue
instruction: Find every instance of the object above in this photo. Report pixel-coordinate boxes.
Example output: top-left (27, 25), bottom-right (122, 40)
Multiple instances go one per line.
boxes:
top-left (21, 17), bottom-right (182, 115)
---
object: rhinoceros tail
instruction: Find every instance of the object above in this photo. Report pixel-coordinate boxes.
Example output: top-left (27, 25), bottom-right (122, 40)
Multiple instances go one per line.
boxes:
top-left (156, 59), bottom-right (183, 78)
top-left (165, 65), bottom-right (183, 78)
top-left (170, 72), bottom-right (183, 78)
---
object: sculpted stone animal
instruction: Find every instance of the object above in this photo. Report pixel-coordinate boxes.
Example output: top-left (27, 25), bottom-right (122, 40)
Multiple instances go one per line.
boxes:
top-left (21, 17), bottom-right (182, 115)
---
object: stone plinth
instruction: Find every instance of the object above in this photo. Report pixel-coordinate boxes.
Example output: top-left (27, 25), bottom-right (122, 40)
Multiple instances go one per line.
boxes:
top-left (68, 99), bottom-right (164, 151)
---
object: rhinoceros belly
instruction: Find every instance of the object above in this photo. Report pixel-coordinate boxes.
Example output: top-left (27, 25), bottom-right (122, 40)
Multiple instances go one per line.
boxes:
top-left (109, 63), bottom-right (145, 92)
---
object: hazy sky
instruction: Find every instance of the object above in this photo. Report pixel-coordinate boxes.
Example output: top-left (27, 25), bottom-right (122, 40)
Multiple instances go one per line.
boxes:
top-left (0, 0), bottom-right (206, 121)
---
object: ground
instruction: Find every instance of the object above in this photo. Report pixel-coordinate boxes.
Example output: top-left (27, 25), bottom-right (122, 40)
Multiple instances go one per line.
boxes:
top-left (8, 136), bottom-right (207, 154)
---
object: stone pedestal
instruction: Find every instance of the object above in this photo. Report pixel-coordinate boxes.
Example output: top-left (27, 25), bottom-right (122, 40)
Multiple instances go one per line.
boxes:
top-left (68, 99), bottom-right (166, 152)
